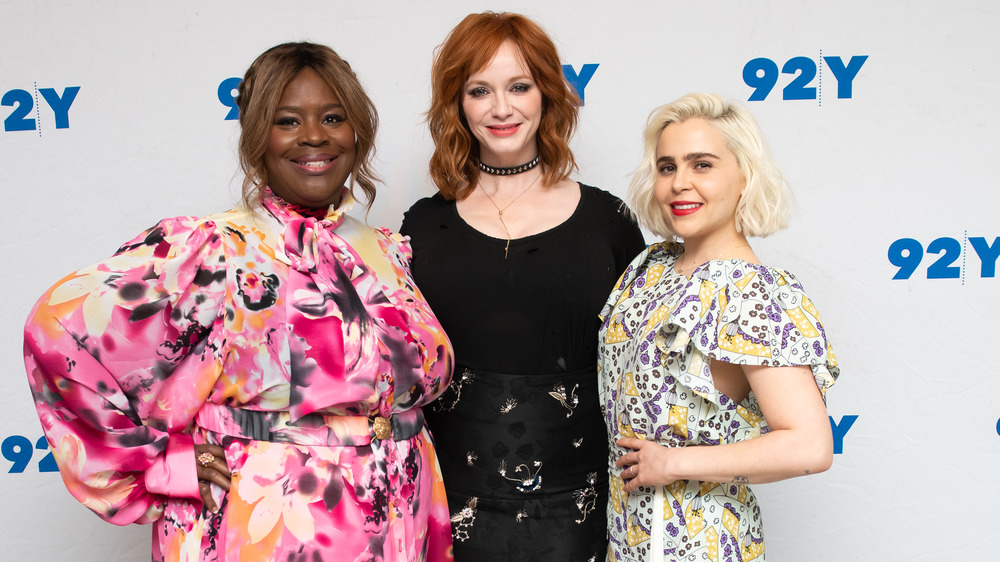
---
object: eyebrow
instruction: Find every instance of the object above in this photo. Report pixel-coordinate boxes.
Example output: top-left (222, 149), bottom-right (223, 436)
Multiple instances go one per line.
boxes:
top-left (656, 152), bottom-right (720, 164)
top-left (274, 103), bottom-right (345, 113)
top-left (465, 76), bottom-right (533, 87)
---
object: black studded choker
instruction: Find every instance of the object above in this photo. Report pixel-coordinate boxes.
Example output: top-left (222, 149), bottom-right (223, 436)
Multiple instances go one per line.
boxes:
top-left (478, 156), bottom-right (540, 176)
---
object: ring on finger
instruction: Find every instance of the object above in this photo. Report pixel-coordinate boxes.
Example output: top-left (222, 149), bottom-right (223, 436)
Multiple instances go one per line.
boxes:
top-left (197, 452), bottom-right (216, 467)
top-left (630, 465), bottom-right (636, 476)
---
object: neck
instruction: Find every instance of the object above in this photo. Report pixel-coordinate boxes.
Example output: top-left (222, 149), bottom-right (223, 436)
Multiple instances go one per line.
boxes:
top-left (478, 155), bottom-right (540, 176)
top-left (681, 232), bottom-right (749, 262)
top-left (478, 167), bottom-right (544, 196)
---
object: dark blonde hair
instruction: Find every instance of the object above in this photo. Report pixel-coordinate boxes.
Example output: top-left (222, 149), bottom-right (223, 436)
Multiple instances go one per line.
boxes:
top-left (629, 93), bottom-right (792, 239)
top-left (236, 42), bottom-right (379, 210)
top-left (428, 12), bottom-right (579, 200)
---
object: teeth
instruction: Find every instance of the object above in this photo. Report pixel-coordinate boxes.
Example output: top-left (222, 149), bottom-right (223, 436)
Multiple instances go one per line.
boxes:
top-left (299, 159), bottom-right (332, 168)
top-left (673, 203), bottom-right (700, 210)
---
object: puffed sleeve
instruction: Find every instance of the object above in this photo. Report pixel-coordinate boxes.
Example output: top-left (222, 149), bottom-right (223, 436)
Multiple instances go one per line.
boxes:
top-left (656, 259), bottom-right (839, 406)
top-left (374, 227), bottom-right (454, 404)
top-left (23, 216), bottom-right (227, 525)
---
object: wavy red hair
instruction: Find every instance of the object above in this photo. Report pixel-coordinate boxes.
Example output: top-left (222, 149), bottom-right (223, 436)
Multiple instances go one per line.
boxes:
top-left (428, 12), bottom-right (580, 200)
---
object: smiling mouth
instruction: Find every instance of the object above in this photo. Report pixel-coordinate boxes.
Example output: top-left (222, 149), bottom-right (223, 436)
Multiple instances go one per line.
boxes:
top-left (297, 158), bottom-right (333, 167)
top-left (291, 157), bottom-right (337, 172)
top-left (671, 202), bottom-right (702, 216)
top-left (487, 124), bottom-right (520, 137)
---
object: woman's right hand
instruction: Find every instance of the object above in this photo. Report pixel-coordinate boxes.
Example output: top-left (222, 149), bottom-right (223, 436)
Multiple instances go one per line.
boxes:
top-left (194, 443), bottom-right (231, 513)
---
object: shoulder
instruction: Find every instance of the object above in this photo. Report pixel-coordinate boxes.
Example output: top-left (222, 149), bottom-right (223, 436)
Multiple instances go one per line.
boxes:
top-left (400, 192), bottom-right (453, 235)
top-left (615, 241), bottom-right (676, 287)
top-left (694, 259), bottom-right (808, 305)
top-left (576, 183), bottom-right (645, 245)
top-left (578, 183), bottom-right (630, 217)
top-left (403, 192), bottom-right (451, 218)
top-left (114, 210), bottom-right (242, 256)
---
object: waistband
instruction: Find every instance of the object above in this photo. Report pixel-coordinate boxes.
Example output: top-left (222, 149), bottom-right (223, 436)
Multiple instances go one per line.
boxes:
top-left (195, 403), bottom-right (424, 447)
top-left (451, 364), bottom-right (598, 383)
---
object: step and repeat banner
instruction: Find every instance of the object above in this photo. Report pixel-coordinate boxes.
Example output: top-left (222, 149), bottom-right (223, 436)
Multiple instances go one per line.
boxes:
top-left (2, 1), bottom-right (997, 559)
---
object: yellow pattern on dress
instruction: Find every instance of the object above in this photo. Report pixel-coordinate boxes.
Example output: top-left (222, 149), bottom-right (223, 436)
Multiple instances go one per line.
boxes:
top-left (743, 536), bottom-right (765, 560)
top-left (684, 500), bottom-right (706, 537)
top-left (736, 484), bottom-right (748, 505)
top-left (699, 279), bottom-right (718, 311)
top-left (667, 405), bottom-right (689, 439)
top-left (734, 270), bottom-right (756, 292)
top-left (641, 304), bottom-right (671, 338)
top-left (784, 306), bottom-right (820, 338)
top-left (604, 314), bottom-right (630, 344)
top-left (722, 509), bottom-right (740, 547)
top-left (718, 323), bottom-right (771, 357)
top-left (620, 371), bottom-right (639, 397)
top-left (801, 293), bottom-right (821, 320)
top-left (610, 471), bottom-right (626, 515)
top-left (736, 405), bottom-right (763, 427)
top-left (625, 513), bottom-right (650, 547)
top-left (618, 412), bottom-right (645, 440)
top-left (687, 353), bottom-right (706, 380)
top-left (645, 263), bottom-right (665, 287)
top-left (706, 527), bottom-right (720, 562)
top-left (666, 480), bottom-right (686, 504)
top-left (616, 374), bottom-right (645, 439)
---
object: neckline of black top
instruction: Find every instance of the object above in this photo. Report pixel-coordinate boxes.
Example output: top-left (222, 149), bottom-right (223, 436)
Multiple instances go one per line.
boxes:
top-left (450, 181), bottom-right (587, 245)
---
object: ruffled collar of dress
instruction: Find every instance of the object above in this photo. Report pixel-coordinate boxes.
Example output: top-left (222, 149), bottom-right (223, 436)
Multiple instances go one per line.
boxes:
top-left (261, 187), bottom-right (356, 225)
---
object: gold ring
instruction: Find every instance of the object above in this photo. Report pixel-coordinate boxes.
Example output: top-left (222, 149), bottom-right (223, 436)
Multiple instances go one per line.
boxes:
top-left (197, 452), bottom-right (216, 467)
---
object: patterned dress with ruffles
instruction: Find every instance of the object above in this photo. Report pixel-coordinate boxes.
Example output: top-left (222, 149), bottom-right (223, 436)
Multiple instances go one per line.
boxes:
top-left (23, 189), bottom-right (455, 561)
top-left (598, 242), bottom-right (839, 562)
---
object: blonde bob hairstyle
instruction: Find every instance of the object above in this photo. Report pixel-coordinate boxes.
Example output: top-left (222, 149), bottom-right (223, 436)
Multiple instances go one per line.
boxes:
top-left (236, 42), bottom-right (379, 210)
top-left (628, 93), bottom-right (792, 240)
top-left (427, 12), bottom-right (580, 200)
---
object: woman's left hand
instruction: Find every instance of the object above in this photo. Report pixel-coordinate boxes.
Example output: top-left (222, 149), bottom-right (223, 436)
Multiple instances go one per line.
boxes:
top-left (615, 437), bottom-right (676, 493)
top-left (194, 443), bottom-right (230, 513)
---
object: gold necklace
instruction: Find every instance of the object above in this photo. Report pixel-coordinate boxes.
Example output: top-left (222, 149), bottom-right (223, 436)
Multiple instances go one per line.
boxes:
top-left (479, 171), bottom-right (542, 258)
top-left (677, 243), bottom-right (751, 276)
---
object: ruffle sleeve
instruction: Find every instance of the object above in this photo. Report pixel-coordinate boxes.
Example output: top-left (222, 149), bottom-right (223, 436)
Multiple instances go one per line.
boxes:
top-left (655, 252), bottom-right (839, 406)
top-left (373, 227), bottom-right (454, 408)
top-left (23, 216), bottom-right (227, 525)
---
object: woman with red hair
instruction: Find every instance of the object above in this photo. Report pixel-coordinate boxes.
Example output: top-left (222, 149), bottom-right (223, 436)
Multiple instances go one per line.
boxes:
top-left (401, 11), bottom-right (645, 560)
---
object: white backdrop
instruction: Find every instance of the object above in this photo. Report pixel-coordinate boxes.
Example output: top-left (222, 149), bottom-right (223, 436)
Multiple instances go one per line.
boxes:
top-left (3, 1), bottom-right (998, 560)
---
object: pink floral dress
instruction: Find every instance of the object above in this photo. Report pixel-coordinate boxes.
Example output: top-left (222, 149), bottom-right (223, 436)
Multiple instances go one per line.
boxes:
top-left (23, 190), bottom-right (455, 561)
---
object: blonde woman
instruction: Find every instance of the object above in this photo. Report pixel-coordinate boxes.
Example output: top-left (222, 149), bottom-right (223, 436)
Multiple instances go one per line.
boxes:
top-left (599, 93), bottom-right (839, 561)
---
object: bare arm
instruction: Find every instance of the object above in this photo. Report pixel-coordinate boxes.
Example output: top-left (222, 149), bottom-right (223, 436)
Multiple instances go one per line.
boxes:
top-left (616, 364), bottom-right (832, 492)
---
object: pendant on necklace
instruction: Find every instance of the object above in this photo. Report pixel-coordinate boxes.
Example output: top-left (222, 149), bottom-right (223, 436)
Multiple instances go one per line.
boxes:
top-left (480, 170), bottom-right (542, 260)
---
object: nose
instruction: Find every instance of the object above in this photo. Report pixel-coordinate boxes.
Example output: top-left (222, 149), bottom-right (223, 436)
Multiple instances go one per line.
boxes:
top-left (491, 92), bottom-right (513, 119)
top-left (671, 167), bottom-right (691, 192)
top-left (299, 118), bottom-right (328, 146)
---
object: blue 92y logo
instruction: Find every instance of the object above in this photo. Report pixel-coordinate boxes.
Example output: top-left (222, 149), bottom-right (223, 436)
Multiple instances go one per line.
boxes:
top-left (2, 435), bottom-right (58, 473)
top-left (742, 54), bottom-right (867, 102)
top-left (218, 64), bottom-right (601, 119)
top-left (3, 85), bottom-right (80, 133)
top-left (888, 234), bottom-right (1000, 281)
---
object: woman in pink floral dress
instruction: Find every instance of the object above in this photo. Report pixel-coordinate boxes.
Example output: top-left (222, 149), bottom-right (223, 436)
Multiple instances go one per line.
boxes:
top-left (23, 42), bottom-right (454, 561)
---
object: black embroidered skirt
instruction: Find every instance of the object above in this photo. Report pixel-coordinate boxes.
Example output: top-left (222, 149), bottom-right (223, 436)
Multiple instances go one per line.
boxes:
top-left (426, 365), bottom-right (609, 561)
